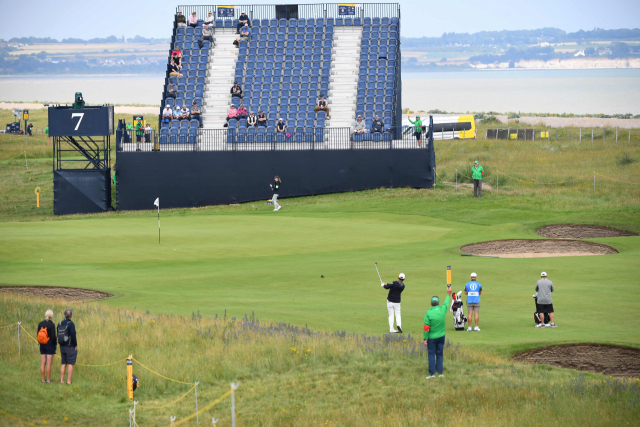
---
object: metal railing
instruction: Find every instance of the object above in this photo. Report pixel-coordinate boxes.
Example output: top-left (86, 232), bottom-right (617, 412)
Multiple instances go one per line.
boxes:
top-left (117, 126), bottom-right (431, 152)
top-left (176, 3), bottom-right (400, 22)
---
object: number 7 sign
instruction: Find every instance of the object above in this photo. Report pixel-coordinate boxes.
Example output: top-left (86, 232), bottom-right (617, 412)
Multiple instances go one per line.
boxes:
top-left (71, 113), bottom-right (84, 131)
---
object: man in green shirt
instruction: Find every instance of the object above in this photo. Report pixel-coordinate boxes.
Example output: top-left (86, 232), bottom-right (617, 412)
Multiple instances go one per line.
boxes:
top-left (407, 114), bottom-right (423, 147)
top-left (423, 284), bottom-right (452, 378)
top-left (45, 125), bottom-right (50, 146)
top-left (472, 160), bottom-right (484, 198)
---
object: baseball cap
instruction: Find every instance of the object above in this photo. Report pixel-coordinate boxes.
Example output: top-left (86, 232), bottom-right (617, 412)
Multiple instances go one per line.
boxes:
top-left (474, 160), bottom-right (479, 164)
top-left (431, 296), bottom-right (440, 305)
top-left (541, 272), bottom-right (547, 277)
top-left (398, 273), bottom-right (405, 280)
top-left (471, 272), bottom-right (477, 277)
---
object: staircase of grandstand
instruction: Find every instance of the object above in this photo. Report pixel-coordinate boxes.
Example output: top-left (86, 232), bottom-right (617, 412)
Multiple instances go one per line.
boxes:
top-left (159, 23), bottom-right (210, 143)
top-left (158, 5), bottom-right (402, 145)
top-left (202, 28), bottom-right (239, 128)
top-left (327, 25), bottom-right (362, 128)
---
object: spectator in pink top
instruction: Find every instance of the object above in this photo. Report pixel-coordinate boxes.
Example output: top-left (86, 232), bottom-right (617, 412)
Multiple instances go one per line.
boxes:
top-left (226, 105), bottom-right (238, 122)
top-left (188, 12), bottom-right (198, 28)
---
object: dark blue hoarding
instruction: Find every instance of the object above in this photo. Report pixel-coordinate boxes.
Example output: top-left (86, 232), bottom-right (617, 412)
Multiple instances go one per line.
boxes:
top-left (339, 4), bottom-right (356, 15)
top-left (217, 6), bottom-right (234, 17)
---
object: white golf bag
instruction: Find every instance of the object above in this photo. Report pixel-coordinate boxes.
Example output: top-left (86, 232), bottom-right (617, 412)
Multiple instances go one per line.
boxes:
top-left (450, 291), bottom-right (467, 331)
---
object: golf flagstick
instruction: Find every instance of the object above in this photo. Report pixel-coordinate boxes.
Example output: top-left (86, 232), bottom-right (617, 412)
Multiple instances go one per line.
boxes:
top-left (154, 197), bottom-right (160, 244)
top-left (375, 262), bottom-right (382, 283)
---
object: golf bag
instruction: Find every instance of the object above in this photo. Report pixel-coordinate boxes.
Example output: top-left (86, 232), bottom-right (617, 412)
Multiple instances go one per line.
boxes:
top-left (450, 291), bottom-right (467, 331)
top-left (533, 294), bottom-right (551, 325)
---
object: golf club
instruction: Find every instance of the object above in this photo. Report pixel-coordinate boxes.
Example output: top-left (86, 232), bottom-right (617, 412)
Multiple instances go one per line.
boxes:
top-left (375, 262), bottom-right (383, 283)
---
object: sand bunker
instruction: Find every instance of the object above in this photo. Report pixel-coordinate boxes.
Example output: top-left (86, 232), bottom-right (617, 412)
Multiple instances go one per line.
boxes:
top-left (460, 239), bottom-right (617, 258)
top-left (0, 286), bottom-right (112, 302)
top-left (513, 344), bottom-right (640, 377)
top-left (536, 224), bottom-right (638, 239)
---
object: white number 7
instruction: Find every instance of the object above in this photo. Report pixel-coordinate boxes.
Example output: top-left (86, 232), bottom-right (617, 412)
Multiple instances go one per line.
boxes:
top-left (71, 113), bottom-right (84, 131)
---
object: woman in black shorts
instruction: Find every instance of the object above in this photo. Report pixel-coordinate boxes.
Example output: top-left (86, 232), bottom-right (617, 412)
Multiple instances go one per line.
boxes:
top-left (37, 309), bottom-right (57, 383)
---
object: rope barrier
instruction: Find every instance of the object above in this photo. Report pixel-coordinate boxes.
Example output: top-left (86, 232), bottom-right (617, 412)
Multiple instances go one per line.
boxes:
top-left (0, 409), bottom-right (39, 427)
top-left (173, 389), bottom-right (233, 427)
top-left (132, 357), bottom-right (194, 385)
top-left (495, 171), bottom-right (593, 186)
top-left (138, 384), bottom-right (197, 410)
top-left (0, 322), bottom-right (19, 330)
top-left (594, 172), bottom-right (640, 186)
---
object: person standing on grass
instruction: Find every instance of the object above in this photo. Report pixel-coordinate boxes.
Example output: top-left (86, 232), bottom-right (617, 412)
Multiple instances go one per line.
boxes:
top-left (37, 309), bottom-right (57, 383)
top-left (270, 175), bottom-right (282, 211)
top-left (472, 160), bottom-right (484, 198)
top-left (407, 114), bottom-right (423, 147)
top-left (465, 272), bottom-right (482, 331)
top-left (536, 272), bottom-right (557, 328)
top-left (58, 309), bottom-right (77, 385)
top-left (424, 284), bottom-right (452, 379)
top-left (45, 124), bottom-right (51, 146)
top-left (381, 273), bottom-right (405, 333)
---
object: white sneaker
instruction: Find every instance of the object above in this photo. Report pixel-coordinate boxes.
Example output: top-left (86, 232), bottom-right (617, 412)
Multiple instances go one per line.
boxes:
top-left (273, 208), bottom-right (277, 211)
top-left (276, 206), bottom-right (282, 211)
top-left (390, 330), bottom-right (398, 333)
top-left (438, 374), bottom-right (445, 378)
top-left (549, 323), bottom-right (558, 327)
top-left (535, 323), bottom-right (546, 328)
top-left (467, 327), bottom-right (472, 331)
top-left (425, 375), bottom-right (435, 379)
top-left (474, 326), bottom-right (481, 331)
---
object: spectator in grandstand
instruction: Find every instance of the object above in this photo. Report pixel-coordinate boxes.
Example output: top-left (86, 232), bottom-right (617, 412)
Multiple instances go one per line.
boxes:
top-left (230, 82), bottom-right (243, 98)
top-left (162, 105), bottom-right (173, 123)
top-left (314, 94), bottom-right (330, 119)
top-left (176, 11), bottom-right (187, 28)
top-left (166, 82), bottom-right (177, 99)
top-left (179, 104), bottom-right (191, 121)
top-left (38, 309), bottom-right (56, 383)
top-left (354, 115), bottom-right (368, 134)
top-left (201, 24), bottom-right (213, 46)
top-left (234, 24), bottom-right (251, 46)
top-left (247, 111), bottom-right (257, 127)
top-left (191, 102), bottom-right (202, 127)
top-left (226, 105), bottom-right (239, 122)
top-left (276, 118), bottom-right (286, 133)
top-left (371, 115), bottom-right (384, 133)
top-left (171, 47), bottom-right (183, 66)
top-left (169, 60), bottom-right (183, 78)
top-left (173, 104), bottom-right (183, 120)
top-left (58, 308), bottom-right (77, 385)
top-left (237, 12), bottom-right (251, 33)
top-left (237, 104), bottom-right (248, 119)
top-left (408, 114), bottom-right (423, 147)
top-left (204, 11), bottom-right (215, 26)
top-left (257, 109), bottom-right (267, 127)
top-left (188, 12), bottom-right (198, 28)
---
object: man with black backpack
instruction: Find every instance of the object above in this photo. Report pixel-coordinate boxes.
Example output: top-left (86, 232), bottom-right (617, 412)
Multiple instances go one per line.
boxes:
top-left (58, 309), bottom-right (77, 385)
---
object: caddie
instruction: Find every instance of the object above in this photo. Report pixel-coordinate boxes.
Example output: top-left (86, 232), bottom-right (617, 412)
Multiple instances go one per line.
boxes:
top-left (465, 272), bottom-right (482, 331)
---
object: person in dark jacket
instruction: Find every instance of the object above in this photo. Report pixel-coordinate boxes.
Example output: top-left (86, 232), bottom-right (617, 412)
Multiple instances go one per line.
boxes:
top-left (381, 273), bottom-right (406, 333)
top-left (58, 308), bottom-right (77, 385)
top-left (269, 175), bottom-right (282, 211)
top-left (38, 309), bottom-right (57, 383)
top-left (371, 115), bottom-right (384, 133)
top-left (230, 82), bottom-right (243, 98)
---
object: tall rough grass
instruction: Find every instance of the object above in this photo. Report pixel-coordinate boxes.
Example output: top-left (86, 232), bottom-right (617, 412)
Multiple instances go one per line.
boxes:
top-left (1, 293), bottom-right (639, 426)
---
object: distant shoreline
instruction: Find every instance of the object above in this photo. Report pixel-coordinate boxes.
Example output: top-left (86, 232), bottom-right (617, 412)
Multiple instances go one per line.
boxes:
top-left (0, 74), bottom-right (164, 78)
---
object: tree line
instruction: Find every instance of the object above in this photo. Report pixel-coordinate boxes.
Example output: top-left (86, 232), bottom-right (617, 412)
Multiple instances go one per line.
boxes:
top-left (3, 35), bottom-right (168, 44)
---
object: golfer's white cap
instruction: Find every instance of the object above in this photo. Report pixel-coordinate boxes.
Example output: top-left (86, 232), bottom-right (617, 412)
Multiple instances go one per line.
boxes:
top-left (470, 272), bottom-right (477, 277)
top-left (541, 272), bottom-right (547, 277)
top-left (399, 273), bottom-right (405, 280)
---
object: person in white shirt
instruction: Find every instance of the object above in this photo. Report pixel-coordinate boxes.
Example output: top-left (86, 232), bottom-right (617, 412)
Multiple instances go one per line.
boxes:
top-left (204, 11), bottom-right (214, 25)
top-left (162, 106), bottom-right (173, 123)
top-left (173, 106), bottom-right (182, 120)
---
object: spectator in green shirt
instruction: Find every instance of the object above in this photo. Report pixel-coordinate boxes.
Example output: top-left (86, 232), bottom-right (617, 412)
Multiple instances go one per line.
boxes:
top-left (423, 284), bottom-right (452, 378)
top-left (45, 125), bottom-right (50, 146)
top-left (407, 114), bottom-right (423, 147)
top-left (472, 160), bottom-right (484, 198)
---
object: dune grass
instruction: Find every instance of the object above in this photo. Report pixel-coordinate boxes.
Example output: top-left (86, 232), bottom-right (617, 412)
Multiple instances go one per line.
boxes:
top-left (1, 293), bottom-right (639, 427)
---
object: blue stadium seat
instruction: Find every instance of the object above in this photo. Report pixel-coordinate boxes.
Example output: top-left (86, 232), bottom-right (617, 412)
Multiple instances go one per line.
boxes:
top-left (170, 129), bottom-right (179, 143)
top-left (160, 129), bottom-right (169, 144)
top-left (227, 129), bottom-right (235, 143)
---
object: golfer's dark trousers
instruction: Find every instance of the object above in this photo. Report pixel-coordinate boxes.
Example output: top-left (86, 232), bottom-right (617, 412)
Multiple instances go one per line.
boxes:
top-left (427, 335), bottom-right (445, 375)
top-left (473, 179), bottom-right (482, 197)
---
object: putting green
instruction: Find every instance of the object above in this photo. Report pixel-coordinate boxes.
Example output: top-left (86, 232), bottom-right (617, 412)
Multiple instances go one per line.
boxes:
top-left (1, 193), bottom-right (639, 354)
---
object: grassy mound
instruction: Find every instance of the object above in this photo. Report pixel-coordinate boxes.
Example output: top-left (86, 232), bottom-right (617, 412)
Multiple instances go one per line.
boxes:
top-left (1, 294), bottom-right (639, 426)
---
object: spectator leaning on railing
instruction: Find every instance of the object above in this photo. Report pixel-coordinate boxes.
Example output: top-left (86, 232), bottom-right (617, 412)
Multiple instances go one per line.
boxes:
top-left (188, 12), bottom-right (198, 28)
top-left (191, 102), bottom-right (202, 127)
top-left (176, 11), bottom-right (187, 27)
top-left (237, 11), bottom-right (251, 33)
top-left (371, 115), bottom-right (384, 133)
top-left (354, 115), bottom-right (367, 134)
top-left (314, 94), bottom-right (330, 119)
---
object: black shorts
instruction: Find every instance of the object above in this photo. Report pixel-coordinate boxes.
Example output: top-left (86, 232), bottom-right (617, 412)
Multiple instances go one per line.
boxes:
top-left (538, 303), bottom-right (554, 313)
top-left (60, 346), bottom-right (77, 365)
top-left (414, 132), bottom-right (422, 140)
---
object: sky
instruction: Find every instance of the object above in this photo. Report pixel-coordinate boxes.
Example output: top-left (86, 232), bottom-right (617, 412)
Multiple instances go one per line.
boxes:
top-left (1, 0), bottom-right (639, 40)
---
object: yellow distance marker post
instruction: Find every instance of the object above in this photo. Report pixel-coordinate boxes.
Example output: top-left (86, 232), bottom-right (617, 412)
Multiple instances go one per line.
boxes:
top-left (446, 266), bottom-right (451, 286)
top-left (34, 187), bottom-right (41, 208)
top-left (127, 356), bottom-right (133, 401)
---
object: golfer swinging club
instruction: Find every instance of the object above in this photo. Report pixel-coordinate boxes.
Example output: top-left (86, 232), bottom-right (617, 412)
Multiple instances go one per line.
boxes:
top-left (381, 273), bottom-right (405, 333)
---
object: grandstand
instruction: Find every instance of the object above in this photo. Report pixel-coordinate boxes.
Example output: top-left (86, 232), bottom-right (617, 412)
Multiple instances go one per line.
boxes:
top-left (149, 3), bottom-right (404, 150)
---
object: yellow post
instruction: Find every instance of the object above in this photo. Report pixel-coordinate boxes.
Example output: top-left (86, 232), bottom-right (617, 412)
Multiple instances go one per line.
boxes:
top-left (35, 187), bottom-right (40, 208)
top-left (446, 266), bottom-right (451, 286)
top-left (127, 356), bottom-right (133, 401)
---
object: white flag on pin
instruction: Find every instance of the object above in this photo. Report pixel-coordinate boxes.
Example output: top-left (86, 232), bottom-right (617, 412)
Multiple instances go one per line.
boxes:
top-left (153, 198), bottom-right (159, 207)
